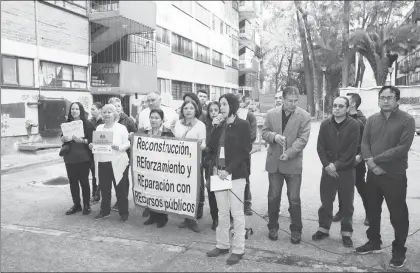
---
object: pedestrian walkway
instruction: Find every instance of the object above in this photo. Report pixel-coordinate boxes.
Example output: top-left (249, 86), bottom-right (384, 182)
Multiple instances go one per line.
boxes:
top-left (1, 148), bottom-right (62, 175)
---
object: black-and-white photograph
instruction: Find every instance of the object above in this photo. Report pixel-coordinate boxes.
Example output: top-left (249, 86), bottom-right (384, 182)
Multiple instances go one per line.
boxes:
top-left (1, 0), bottom-right (420, 271)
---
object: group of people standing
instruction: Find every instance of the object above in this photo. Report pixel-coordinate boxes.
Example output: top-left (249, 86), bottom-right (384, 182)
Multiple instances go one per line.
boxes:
top-left (60, 84), bottom-right (415, 268)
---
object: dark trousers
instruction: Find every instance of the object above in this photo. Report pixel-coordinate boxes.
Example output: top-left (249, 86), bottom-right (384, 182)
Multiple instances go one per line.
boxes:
top-left (65, 161), bottom-right (91, 206)
top-left (318, 169), bottom-right (355, 236)
top-left (149, 210), bottom-right (168, 223)
top-left (114, 166), bottom-right (130, 204)
top-left (365, 172), bottom-right (409, 253)
top-left (99, 162), bottom-right (129, 216)
top-left (204, 165), bottom-right (218, 221)
top-left (267, 171), bottom-right (302, 235)
top-left (337, 163), bottom-right (367, 216)
top-left (199, 164), bottom-right (205, 204)
top-left (90, 160), bottom-right (98, 196)
top-left (244, 156), bottom-right (252, 206)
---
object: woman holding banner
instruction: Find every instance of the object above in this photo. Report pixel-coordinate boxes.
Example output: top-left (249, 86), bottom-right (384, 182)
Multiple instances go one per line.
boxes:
top-left (141, 108), bottom-right (175, 228)
top-left (173, 100), bottom-right (206, 233)
top-left (61, 102), bottom-right (94, 216)
top-left (90, 104), bottom-right (131, 222)
top-left (206, 93), bottom-right (251, 265)
top-left (204, 101), bottom-right (221, 230)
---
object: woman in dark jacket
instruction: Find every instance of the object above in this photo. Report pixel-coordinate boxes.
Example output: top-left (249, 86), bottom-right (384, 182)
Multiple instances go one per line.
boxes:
top-left (61, 102), bottom-right (94, 215)
top-left (141, 108), bottom-right (175, 228)
top-left (206, 94), bottom-right (251, 265)
top-left (203, 101), bottom-right (221, 230)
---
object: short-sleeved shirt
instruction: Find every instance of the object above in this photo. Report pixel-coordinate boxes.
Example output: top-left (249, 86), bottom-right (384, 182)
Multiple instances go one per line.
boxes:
top-left (173, 118), bottom-right (206, 150)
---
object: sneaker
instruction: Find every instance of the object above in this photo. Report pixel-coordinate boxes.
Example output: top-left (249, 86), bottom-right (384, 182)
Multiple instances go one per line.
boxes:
top-left (120, 214), bottom-right (129, 223)
top-left (111, 202), bottom-right (118, 212)
top-left (226, 253), bottom-right (244, 265)
top-left (188, 221), bottom-right (201, 233)
top-left (207, 248), bottom-right (229, 257)
top-left (332, 212), bottom-right (342, 222)
top-left (364, 218), bottom-right (370, 226)
top-left (355, 241), bottom-right (382, 254)
top-left (65, 205), bottom-right (82, 215)
top-left (389, 252), bottom-right (406, 268)
top-left (211, 219), bottom-right (218, 231)
top-left (268, 229), bottom-right (278, 241)
top-left (82, 204), bottom-right (91, 215)
top-left (342, 236), bottom-right (353, 247)
top-left (94, 212), bottom-right (110, 220)
top-left (312, 231), bottom-right (329, 241)
top-left (144, 217), bottom-right (157, 225)
top-left (291, 234), bottom-right (301, 244)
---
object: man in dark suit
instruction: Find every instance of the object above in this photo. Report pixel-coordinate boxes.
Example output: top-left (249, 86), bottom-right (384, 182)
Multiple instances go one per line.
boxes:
top-left (262, 86), bottom-right (311, 244)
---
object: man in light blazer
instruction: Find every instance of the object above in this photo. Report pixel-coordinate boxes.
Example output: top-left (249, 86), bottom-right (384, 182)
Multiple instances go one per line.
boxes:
top-left (262, 86), bottom-right (311, 244)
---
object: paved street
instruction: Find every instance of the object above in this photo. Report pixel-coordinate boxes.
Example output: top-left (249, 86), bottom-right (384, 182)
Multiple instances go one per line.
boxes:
top-left (2, 122), bottom-right (420, 272)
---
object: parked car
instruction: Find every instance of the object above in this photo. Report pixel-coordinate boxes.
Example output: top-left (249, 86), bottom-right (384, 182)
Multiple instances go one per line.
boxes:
top-left (407, 105), bottom-right (420, 136)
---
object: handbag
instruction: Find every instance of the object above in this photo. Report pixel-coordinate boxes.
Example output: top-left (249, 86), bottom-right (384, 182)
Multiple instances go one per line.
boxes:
top-left (59, 142), bottom-right (71, 157)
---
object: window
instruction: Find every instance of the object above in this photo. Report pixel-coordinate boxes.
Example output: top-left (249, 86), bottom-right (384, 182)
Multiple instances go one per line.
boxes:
top-left (172, 33), bottom-right (193, 58)
top-left (195, 2), bottom-right (211, 27)
top-left (39, 61), bottom-right (87, 89)
top-left (1, 56), bottom-right (34, 86)
top-left (232, 58), bottom-right (238, 69)
top-left (212, 86), bottom-right (224, 100)
top-left (172, 80), bottom-right (193, 100)
top-left (195, 83), bottom-right (210, 96)
top-left (196, 43), bottom-right (211, 64)
top-left (212, 15), bottom-right (222, 34)
top-left (220, 21), bottom-right (224, 35)
top-left (157, 78), bottom-right (171, 94)
top-left (212, 50), bottom-right (224, 68)
top-left (224, 55), bottom-right (232, 67)
top-left (156, 26), bottom-right (170, 46)
top-left (231, 37), bottom-right (239, 54)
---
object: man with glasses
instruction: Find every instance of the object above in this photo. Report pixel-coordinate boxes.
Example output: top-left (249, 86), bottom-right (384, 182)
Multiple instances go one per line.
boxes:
top-left (355, 86), bottom-right (415, 268)
top-left (262, 86), bottom-right (311, 244)
top-left (313, 96), bottom-right (360, 248)
top-left (138, 92), bottom-right (177, 130)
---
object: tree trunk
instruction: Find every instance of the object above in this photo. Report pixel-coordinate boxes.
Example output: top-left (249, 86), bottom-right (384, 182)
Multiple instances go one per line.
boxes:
top-left (275, 54), bottom-right (285, 92)
top-left (342, 0), bottom-right (350, 87)
top-left (296, 11), bottom-right (315, 116)
top-left (286, 50), bottom-right (294, 85)
top-left (301, 11), bottom-right (320, 117)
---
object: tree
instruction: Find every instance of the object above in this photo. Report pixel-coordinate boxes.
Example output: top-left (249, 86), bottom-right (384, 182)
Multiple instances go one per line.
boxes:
top-left (342, 0), bottom-right (351, 87)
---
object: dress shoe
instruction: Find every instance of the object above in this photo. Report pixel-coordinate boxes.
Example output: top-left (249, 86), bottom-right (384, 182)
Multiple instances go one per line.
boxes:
top-left (207, 248), bottom-right (229, 257)
top-left (65, 205), bottom-right (82, 215)
top-left (226, 253), bottom-right (243, 265)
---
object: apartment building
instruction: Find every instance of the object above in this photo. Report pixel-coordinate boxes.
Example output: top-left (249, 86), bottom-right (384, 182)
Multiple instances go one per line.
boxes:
top-left (395, 3), bottom-right (420, 86)
top-left (1, 0), bottom-right (91, 154)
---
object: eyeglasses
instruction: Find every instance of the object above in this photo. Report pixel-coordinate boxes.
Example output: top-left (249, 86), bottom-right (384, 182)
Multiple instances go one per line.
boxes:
top-left (274, 96), bottom-right (282, 99)
top-left (379, 96), bottom-right (396, 102)
top-left (333, 104), bottom-right (346, 109)
top-left (147, 99), bottom-right (156, 103)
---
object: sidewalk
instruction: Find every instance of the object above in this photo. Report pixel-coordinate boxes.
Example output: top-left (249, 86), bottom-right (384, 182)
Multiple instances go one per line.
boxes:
top-left (1, 148), bottom-right (63, 175)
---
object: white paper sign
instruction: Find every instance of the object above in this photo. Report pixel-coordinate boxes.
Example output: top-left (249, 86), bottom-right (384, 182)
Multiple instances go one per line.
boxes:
top-left (131, 134), bottom-right (201, 219)
top-left (237, 108), bottom-right (249, 120)
top-left (210, 174), bottom-right (232, 192)
top-left (219, 147), bottom-right (225, 159)
top-left (92, 131), bottom-right (113, 154)
top-left (61, 120), bottom-right (85, 138)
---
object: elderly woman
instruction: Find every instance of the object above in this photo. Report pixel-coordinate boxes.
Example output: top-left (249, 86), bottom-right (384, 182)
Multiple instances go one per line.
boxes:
top-left (90, 104), bottom-right (131, 222)
top-left (173, 100), bottom-right (206, 233)
top-left (140, 108), bottom-right (175, 228)
top-left (61, 102), bottom-right (94, 215)
top-left (206, 93), bottom-right (251, 265)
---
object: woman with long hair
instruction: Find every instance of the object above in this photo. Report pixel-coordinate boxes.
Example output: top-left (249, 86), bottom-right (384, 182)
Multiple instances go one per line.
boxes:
top-left (90, 104), bottom-right (131, 222)
top-left (173, 100), bottom-right (206, 233)
top-left (61, 102), bottom-right (94, 215)
top-left (141, 108), bottom-right (175, 228)
top-left (89, 102), bottom-right (104, 203)
top-left (206, 93), bottom-right (251, 265)
top-left (203, 101), bottom-right (221, 230)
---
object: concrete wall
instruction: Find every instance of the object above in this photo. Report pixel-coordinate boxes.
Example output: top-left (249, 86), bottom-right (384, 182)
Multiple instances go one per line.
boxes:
top-left (340, 85), bottom-right (420, 118)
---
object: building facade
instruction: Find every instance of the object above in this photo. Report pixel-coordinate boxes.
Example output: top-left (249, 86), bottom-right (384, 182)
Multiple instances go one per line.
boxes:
top-left (1, 0), bottom-right (91, 154)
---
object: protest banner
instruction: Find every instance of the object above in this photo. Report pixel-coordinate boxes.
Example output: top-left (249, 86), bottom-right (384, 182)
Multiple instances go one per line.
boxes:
top-left (60, 120), bottom-right (85, 138)
top-left (92, 131), bottom-right (113, 154)
top-left (131, 133), bottom-right (200, 220)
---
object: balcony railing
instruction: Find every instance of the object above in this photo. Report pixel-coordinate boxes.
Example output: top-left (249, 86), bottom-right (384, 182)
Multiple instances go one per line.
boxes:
top-left (90, 0), bottom-right (119, 12)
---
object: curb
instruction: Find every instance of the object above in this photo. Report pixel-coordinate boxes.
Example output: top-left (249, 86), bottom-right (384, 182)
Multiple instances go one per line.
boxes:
top-left (1, 157), bottom-right (63, 176)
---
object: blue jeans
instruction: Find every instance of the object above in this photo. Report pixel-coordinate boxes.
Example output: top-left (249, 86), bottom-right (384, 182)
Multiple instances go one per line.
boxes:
top-left (267, 172), bottom-right (302, 235)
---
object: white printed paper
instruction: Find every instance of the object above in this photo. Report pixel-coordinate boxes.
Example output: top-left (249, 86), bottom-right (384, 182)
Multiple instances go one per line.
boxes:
top-left (210, 174), bottom-right (232, 192)
top-left (92, 131), bottom-right (113, 154)
top-left (61, 120), bottom-right (85, 138)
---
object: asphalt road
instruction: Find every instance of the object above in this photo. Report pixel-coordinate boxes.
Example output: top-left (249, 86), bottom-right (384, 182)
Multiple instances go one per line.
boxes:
top-left (2, 122), bottom-right (420, 272)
